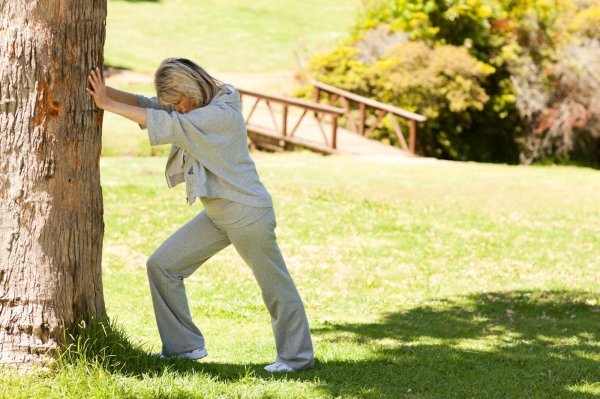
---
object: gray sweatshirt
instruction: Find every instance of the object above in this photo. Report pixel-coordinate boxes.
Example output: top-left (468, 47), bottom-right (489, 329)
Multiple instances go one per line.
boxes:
top-left (137, 84), bottom-right (273, 207)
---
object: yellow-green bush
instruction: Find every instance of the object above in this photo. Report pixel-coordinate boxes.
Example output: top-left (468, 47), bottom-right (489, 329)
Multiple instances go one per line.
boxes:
top-left (569, 5), bottom-right (600, 38)
top-left (307, 45), bottom-right (370, 93)
top-left (370, 42), bottom-right (494, 115)
top-left (309, 40), bottom-right (498, 158)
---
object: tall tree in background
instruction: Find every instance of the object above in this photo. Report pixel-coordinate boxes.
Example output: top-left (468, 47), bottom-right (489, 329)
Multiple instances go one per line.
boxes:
top-left (0, 1), bottom-right (107, 367)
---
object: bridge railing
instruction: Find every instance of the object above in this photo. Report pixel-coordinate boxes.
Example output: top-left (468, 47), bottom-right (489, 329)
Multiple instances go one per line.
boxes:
top-left (238, 88), bottom-right (345, 153)
top-left (311, 80), bottom-right (427, 154)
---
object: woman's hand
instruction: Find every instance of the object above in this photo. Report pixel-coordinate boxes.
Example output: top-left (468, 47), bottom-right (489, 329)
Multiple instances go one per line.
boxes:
top-left (85, 67), bottom-right (111, 110)
top-left (84, 66), bottom-right (147, 125)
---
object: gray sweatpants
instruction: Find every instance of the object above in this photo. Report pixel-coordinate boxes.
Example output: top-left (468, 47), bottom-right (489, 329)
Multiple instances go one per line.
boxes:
top-left (145, 197), bottom-right (314, 370)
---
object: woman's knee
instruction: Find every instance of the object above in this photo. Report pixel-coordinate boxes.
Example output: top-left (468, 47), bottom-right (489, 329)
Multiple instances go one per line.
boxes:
top-left (146, 252), bottom-right (167, 275)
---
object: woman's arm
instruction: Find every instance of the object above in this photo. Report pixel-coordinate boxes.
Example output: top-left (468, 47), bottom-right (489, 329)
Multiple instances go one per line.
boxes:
top-left (103, 101), bottom-right (147, 127)
top-left (106, 86), bottom-right (139, 106)
top-left (86, 67), bottom-right (147, 126)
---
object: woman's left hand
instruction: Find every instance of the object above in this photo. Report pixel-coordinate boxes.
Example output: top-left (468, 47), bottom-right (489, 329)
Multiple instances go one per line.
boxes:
top-left (85, 67), bottom-right (111, 109)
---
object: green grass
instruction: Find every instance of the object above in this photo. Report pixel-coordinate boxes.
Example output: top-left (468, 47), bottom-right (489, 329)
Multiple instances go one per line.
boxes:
top-left (105, 0), bottom-right (359, 73)
top-left (1, 153), bottom-right (599, 398)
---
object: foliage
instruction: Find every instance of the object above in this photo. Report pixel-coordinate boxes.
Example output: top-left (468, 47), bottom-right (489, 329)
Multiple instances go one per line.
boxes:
top-left (306, 45), bottom-right (370, 93)
top-left (512, 37), bottom-right (600, 164)
top-left (508, 1), bottom-right (600, 165)
top-left (569, 3), bottom-right (600, 38)
top-left (306, 0), bottom-right (600, 165)
top-left (307, 39), bottom-right (494, 159)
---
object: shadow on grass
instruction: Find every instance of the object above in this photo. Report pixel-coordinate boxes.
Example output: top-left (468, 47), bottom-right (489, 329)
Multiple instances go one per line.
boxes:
top-left (61, 289), bottom-right (599, 398)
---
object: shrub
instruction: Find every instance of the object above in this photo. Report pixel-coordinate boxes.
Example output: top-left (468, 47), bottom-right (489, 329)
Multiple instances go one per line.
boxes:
top-left (507, 1), bottom-right (600, 165)
top-left (305, 0), bottom-right (599, 165)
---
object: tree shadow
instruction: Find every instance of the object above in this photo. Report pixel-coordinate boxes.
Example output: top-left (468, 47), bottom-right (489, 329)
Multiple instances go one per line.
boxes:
top-left (309, 289), bottom-right (600, 398)
top-left (61, 289), bottom-right (599, 398)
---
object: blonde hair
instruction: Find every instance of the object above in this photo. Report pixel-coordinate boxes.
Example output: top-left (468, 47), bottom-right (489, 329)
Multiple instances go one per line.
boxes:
top-left (154, 58), bottom-right (223, 107)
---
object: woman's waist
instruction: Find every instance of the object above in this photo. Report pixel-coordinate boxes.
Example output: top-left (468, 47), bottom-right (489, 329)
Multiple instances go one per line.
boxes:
top-left (200, 196), bottom-right (272, 227)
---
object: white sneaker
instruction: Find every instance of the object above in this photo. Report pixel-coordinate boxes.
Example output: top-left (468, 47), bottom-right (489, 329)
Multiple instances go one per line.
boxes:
top-left (155, 347), bottom-right (208, 360)
top-left (264, 362), bottom-right (296, 373)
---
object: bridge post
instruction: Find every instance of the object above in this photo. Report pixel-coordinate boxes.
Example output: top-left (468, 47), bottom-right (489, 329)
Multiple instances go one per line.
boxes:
top-left (409, 120), bottom-right (416, 154)
top-left (359, 103), bottom-right (366, 136)
top-left (282, 105), bottom-right (288, 136)
top-left (332, 116), bottom-right (338, 149)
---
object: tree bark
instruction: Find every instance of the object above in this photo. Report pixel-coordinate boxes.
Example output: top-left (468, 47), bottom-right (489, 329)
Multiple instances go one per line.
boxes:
top-left (0, 1), bottom-right (107, 367)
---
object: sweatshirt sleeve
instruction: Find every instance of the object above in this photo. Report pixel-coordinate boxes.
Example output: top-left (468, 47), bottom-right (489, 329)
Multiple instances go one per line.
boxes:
top-left (136, 94), bottom-right (174, 111)
top-left (136, 95), bottom-right (175, 130)
top-left (145, 103), bottom-right (235, 150)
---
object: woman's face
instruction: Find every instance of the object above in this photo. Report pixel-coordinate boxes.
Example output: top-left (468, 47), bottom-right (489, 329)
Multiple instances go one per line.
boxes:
top-left (174, 97), bottom-right (199, 113)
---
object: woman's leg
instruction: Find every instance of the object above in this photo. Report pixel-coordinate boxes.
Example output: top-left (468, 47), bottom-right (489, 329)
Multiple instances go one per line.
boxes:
top-left (225, 207), bottom-right (314, 370)
top-left (146, 210), bottom-right (230, 356)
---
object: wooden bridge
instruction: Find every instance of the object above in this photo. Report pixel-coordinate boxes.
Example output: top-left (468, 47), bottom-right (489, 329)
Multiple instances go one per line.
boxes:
top-left (239, 80), bottom-right (427, 157)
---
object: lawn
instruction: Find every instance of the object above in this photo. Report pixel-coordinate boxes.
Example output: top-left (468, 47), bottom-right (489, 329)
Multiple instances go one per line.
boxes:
top-left (1, 153), bottom-right (599, 398)
top-left (105, 0), bottom-right (360, 73)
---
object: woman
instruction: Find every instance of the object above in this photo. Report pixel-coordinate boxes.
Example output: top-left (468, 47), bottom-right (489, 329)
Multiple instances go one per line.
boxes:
top-left (85, 58), bottom-right (314, 372)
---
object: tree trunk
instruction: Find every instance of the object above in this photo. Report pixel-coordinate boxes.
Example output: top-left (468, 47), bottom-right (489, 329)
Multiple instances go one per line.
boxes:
top-left (0, 1), bottom-right (107, 367)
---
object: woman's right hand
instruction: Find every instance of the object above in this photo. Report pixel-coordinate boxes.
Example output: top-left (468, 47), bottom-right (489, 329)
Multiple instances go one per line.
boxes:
top-left (85, 67), bottom-right (112, 110)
